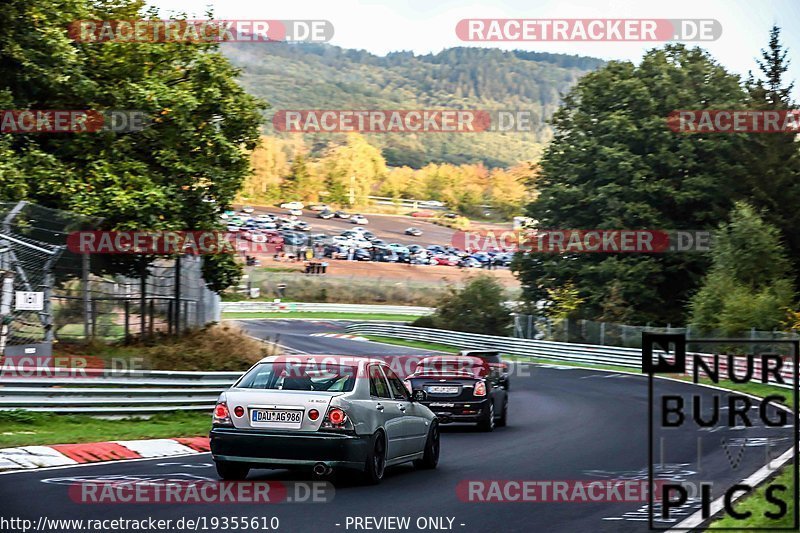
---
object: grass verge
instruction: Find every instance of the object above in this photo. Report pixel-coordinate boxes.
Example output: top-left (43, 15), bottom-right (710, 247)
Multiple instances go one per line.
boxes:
top-left (0, 410), bottom-right (211, 448)
top-left (363, 336), bottom-right (460, 353)
top-left (224, 312), bottom-right (424, 321)
top-left (709, 465), bottom-right (796, 530)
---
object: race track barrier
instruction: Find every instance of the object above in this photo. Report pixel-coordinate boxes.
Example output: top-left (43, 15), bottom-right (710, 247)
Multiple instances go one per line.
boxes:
top-left (221, 301), bottom-right (434, 316)
top-left (344, 323), bottom-right (796, 388)
top-left (0, 369), bottom-right (240, 414)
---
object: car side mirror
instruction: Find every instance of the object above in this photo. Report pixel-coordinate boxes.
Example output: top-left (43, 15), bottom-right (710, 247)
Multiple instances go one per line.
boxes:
top-left (413, 390), bottom-right (427, 402)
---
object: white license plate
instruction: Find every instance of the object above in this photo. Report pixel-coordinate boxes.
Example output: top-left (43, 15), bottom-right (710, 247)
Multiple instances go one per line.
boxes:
top-left (251, 409), bottom-right (303, 426)
top-left (427, 385), bottom-right (460, 394)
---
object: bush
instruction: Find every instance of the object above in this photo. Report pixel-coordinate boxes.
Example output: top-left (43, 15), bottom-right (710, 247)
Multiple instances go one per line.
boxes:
top-left (414, 274), bottom-right (512, 336)
top-left (135, 324), bottom-right (271, 371)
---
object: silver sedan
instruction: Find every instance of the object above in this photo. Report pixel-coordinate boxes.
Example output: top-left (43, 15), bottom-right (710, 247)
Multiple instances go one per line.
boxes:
top-left (209, 355), bottom-right (440, 484)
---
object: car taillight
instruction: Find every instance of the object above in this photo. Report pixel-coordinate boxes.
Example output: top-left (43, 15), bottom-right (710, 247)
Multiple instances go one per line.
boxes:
top-left (213, 400), bottom-right (233, 427)
top-left (308, 409), bottom-right (320, 421)
top-left (321, 407), bottom-right (353, 431)
top-left (233, 406), bottom-right (245, 417)
top-left (474, 381), bottom-right (487, 397)
top-left (328, 408), bottom-right (347, 425)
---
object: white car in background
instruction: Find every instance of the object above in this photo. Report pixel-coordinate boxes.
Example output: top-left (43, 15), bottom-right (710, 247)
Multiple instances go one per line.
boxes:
top-left (351, 214), bottom-right (369, 225)
top-left (387, 243), bottom-right (410, 255)
top-left (241, 206), bottom-right (255, 214)
top-left (210, 355), bottom-right (440, 484)
top-left (280, 201), bottom-right (305, 210)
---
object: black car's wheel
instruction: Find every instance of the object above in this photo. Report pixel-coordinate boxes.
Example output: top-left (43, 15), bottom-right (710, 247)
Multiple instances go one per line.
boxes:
top-left (496, 398), bottom-right (508, 427)
top-left (414, 421), bottom-right (440, 469)
top-left (477, 402), bottom-right (495, 432)
top-left (363, 431), bottom-right (386, 484)
top-left (215, 461), bottom-right (250, 480)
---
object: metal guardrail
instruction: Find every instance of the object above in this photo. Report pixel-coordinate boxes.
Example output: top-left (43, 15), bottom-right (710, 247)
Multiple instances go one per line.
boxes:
top-left (0, 369), bottom-right (240, 414)
top-left (221, 302), bottom-right (434, 316)
top-left (345, 324), bottom-right (797, 388)
top-left (345, 323), bottom-right (643, 367)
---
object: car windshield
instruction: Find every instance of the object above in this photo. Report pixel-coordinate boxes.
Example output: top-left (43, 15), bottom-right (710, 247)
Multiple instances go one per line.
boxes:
top-left (236, 362), bottom-right (358, 392)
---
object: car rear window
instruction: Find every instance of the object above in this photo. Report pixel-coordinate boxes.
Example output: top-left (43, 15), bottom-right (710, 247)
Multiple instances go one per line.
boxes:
top-left (236, 362), bottom-right (358, 392)
top-left (415, 360), bottom-right (486, 377)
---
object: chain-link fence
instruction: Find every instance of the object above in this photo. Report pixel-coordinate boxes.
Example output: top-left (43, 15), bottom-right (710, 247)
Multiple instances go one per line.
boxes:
top-left (0, 201), bottom-right (221, 351)
top-left (513, 314), bottom-right (799, 353)
top-left (52, 255), bottom-right (220, 342)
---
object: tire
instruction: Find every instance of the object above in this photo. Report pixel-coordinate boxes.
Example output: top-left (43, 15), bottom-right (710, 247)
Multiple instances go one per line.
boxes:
top-left (362, 431), bottom-right (386, 485)
top-left (414, 421), bottom-right (440, 470)
top-left (215, 461), bottom-right (250, 480)
top-left (496, 398), bottom-right (508, 428)
top-left (477, 402), bottom-right (495, 432)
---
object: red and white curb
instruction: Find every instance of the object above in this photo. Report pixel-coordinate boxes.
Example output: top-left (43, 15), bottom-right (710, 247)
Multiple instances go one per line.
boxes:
top-left (309, 333), bottom-right (368, 341)
top-left (0, 437), bottom-right (209, 472)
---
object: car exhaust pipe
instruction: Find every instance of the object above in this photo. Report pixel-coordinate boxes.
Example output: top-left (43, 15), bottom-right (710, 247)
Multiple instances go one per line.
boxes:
top-left (313, 462), bottom-right (332, 476)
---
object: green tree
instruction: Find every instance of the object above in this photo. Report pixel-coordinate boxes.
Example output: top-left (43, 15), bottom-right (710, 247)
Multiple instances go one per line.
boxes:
top-left (415, 275), bottom-right (512, 336)
top-left (689, 202), bottom-right (795, 334)
top-left (0, 0), bottom-right (265, 289)
top-left (513, 45), bottom-right (750, 324)
top-left (741, 26), bottom-right (800, 286)
top-left (320, 134), bottom-right (386, 206)
top-left (281, 154), bottom-right (312, 201)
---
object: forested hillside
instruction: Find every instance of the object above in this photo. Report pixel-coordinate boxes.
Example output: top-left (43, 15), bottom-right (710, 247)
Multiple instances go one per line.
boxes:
top-left (224, 43), bottom-right (604, 168)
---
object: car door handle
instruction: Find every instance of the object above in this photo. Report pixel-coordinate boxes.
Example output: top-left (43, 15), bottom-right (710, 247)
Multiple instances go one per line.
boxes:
top-left (398, 404), bottom-right (406, 412)
top-left (376, 404), bottom-right (384, 411)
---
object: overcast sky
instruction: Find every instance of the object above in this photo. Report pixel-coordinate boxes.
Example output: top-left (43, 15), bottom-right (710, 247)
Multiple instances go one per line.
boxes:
top-left (149, 0), bottom-right (800, 97)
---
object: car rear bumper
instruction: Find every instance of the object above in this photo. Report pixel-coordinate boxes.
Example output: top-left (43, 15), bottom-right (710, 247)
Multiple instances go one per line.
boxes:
top-left (210, 428), bottom-right (371, 469)
top-left (422, 399), bottom-right (490, 424)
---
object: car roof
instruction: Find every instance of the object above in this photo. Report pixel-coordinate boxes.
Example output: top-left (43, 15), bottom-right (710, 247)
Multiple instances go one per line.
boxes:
top-left (418, 355), bottom-right (485, 365)
top-left (256, 354), bottom-right (391, 367)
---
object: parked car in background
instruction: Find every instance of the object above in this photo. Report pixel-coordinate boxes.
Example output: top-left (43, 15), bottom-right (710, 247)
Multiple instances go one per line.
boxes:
top-left (409, 210), bottom-right (435, 218)
top-left (294, 221), bottom-right (311, 231)
top-left (421, 200), bottom-right (444, 207)
top-left (308, 204), bottom-right (329, 211)
top-left (405, 227), bottom-right (423, 236)
top-left (241, 206), bottom-right (255, 213)
top-left (281, 232), bottom-right (308, 246)
top-left (387, 243), bottom-right (410, 255)
top-left (372, 246), bottom-right (399, 262)
top-left (335, 211), bottom-right (351, 219)
top-left (318, 210), bottom-right (335, 219)
top-left (351, 214), bottom-right (369, 225)
top-left (280, 201), bottom-right (304, 210)
top-left (353, 248), bottom-right (372, 261)
top-left (288, 208), bottom-right (303, 216)
top-left (405, 355), bottom-right (508, 432)
top-left (459, 257), bottom-right (482, 268)
top-left (256, 220), bottom-right (278, 230)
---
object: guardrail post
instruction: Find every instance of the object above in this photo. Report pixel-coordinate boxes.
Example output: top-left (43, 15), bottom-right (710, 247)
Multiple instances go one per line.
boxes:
top-left (124, 299), bottom-right (130, 343)
top-left (148, 300), bottom-right (154, 337)
top-left (90, 299), bottom-right (97, 338)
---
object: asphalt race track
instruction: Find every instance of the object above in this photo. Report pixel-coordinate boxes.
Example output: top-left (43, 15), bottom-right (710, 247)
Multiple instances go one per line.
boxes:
top-left (0, 320), bottom-right (794, 532)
